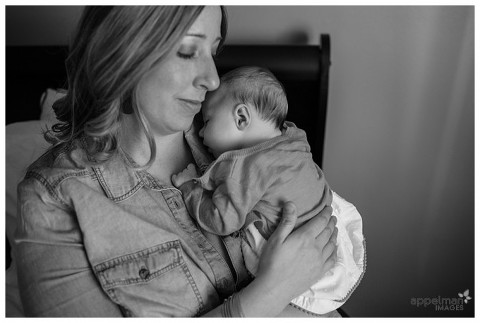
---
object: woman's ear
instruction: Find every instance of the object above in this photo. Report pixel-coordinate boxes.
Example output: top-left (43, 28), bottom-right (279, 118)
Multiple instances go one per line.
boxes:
top-left (233, 104), bottom-right (251, 131)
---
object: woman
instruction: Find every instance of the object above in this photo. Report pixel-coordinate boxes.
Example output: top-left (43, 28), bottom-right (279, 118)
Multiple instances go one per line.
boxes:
top-left (15, 6), bottom-right (339, 317)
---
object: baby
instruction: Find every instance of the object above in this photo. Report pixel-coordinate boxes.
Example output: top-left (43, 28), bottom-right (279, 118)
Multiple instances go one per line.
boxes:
top-left (173, 66), bottom-right (366, 315)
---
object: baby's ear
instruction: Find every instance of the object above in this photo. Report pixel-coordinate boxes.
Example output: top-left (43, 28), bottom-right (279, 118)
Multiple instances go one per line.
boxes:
top-left (234, 103), bottom-right (251, 130)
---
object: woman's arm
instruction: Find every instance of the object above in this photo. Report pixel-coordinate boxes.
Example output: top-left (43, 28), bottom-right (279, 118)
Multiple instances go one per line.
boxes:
top-left (203, 202), bottom-right (338, 317)
top-left (15, 177), bottom-right (123, 317)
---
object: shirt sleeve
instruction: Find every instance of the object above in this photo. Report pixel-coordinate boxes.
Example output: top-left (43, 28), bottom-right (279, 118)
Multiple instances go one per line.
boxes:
top-left (179, 176), bottom-right (262, 236)
top-left (14, 177), bottom-right (123, 317)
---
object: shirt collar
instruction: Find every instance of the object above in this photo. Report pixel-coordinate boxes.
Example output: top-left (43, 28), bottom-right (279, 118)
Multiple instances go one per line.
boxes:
top-left (90, 149), bottom-right (148, 201)
top-left (89, 124), bottom-right (209, 201)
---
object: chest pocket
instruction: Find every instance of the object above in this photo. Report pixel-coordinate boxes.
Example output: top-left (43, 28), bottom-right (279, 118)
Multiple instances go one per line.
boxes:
top-left (94, 240), bottom-right (205, 317)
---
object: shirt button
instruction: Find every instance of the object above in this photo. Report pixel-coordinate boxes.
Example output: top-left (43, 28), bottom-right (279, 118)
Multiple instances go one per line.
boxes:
top-left (139, 267), bottom-right (150, 280)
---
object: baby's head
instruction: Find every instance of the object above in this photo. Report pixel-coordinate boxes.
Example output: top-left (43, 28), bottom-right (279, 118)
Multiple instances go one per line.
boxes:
top-left (199, 66), bottom-right (288, 158)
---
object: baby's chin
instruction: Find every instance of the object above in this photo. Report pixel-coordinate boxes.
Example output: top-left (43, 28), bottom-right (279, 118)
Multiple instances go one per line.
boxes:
top-left (207, 147), bottom-right (220, 158)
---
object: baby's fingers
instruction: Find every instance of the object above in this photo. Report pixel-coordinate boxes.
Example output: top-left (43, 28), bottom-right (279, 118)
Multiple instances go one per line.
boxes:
top-left (171, 174), bottom-right (178, 186)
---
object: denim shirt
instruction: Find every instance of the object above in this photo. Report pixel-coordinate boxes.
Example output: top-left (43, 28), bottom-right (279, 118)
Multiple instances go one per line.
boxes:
top-left (14, 131), bottom-right (250, 317)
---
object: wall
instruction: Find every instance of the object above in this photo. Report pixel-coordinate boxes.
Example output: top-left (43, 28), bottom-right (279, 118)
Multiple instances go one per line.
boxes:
top-left (5, 6), bottom-right (83, 45)
top-left (228, 7), bottom-right (474, 317)
top-left (5, 5), bottom-right (474, 317)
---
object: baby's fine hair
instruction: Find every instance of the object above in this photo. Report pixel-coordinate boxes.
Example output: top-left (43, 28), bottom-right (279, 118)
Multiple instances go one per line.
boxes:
top-left (220, 66), bottom-right (288, 129)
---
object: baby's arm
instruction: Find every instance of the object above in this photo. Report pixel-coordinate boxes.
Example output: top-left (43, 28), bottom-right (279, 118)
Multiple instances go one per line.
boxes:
top-left (172, 165), bottom-right (262, 236)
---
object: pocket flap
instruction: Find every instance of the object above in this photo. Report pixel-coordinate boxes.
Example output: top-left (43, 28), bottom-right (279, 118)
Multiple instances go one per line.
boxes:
top-left (94, 240), bottom-right (183, 288)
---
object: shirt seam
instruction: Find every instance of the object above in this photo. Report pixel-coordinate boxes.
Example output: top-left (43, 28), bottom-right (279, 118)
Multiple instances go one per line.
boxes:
top-left (25, 170), bottom-right (68, 207)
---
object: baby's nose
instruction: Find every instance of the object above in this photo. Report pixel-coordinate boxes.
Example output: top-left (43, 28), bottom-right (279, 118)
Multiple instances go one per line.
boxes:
top-left (199, 127), bottom-right (205, 138)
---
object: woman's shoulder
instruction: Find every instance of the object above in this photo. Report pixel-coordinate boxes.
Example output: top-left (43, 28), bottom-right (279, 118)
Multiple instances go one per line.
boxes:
top-left (19, 141), bottom-right (111, 205)
top-left (26, 140), bottom-right (94, 185)
top-left (18, 140), bottom-right (98, 207)
top-left (23, 140), bottom-right (144, 205)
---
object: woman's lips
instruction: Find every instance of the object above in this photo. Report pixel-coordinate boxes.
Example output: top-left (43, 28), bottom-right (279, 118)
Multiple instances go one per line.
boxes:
top-left (179, 99), bottom-right (202, 112)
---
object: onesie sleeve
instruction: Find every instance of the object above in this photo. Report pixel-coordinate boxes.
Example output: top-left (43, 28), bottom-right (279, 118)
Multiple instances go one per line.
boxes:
top-left (179, 176), bottom-right (262, 236)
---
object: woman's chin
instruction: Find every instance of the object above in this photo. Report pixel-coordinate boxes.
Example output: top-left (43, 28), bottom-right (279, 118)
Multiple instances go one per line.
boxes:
top-left (172, 118), bottom-right (197, 134)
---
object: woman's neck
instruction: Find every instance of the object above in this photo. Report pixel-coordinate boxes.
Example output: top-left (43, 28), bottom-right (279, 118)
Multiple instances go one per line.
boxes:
top-left (119, 115), bottom-right (193, 184)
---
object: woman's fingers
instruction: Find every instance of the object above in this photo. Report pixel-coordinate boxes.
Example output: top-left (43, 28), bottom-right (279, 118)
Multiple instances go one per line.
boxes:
top-left (255, 203), bottom-right (338, 304)
top-left (322, 214), bottom-right (337, 239)
top-left (330, 225), bottom-right (338, 245)
top-left (269, 202), bottom-right (298, 244)
top-left (322, 245), bottom-right (337, 274)
top-left (294, 206), bottom-right (333, 239)
top-left (322, 227), bottom-right (337, 258)
top-left (315, 215), bottom-right (336, 248)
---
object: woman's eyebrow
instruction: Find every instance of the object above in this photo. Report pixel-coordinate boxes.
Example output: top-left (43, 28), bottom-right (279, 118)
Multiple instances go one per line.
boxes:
top-left (185, 33), bottom-right (223, 42)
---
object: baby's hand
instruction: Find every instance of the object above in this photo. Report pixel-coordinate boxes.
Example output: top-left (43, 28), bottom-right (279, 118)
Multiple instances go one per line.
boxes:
top-left (172, 163), bottom-right (199, 187)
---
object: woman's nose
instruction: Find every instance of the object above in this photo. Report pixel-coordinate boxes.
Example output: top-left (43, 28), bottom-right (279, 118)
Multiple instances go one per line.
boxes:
top-left (194, 57), bottom-right (220, 91)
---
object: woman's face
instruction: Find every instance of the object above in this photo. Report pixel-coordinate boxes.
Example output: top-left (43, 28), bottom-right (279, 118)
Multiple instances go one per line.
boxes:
top-left (136, 6), bottom-right (222, 136)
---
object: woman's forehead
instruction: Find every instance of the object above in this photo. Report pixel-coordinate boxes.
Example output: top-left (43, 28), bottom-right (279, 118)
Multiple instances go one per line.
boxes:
top-left (186, 6), bottom-right (222, 41)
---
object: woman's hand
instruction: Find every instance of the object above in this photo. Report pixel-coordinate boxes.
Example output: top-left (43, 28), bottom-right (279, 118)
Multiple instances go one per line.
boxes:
top-left (239, 202), bottom-right (337, 316)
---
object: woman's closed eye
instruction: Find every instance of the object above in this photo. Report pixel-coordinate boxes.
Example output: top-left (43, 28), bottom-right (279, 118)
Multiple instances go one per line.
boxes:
top-left (177, 43), bottom-right (199, 59)
top-left (177, 51), bottom-right (197, 60)
top-left (177, 51), bottom-right (218, 61)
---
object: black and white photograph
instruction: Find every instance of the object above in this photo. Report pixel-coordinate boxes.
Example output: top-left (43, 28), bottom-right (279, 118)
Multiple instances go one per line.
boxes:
top-left (3, 3), bottom-right (475, 318)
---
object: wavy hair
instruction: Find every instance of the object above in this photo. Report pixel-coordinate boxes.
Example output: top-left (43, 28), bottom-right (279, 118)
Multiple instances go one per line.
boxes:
top-left (46, 6), bottom-right (228, 168)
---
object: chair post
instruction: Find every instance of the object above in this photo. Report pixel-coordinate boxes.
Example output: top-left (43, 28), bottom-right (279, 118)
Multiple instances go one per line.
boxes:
top-left (315, 34), bottom-right (331, 167)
